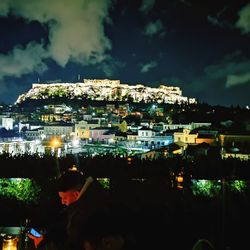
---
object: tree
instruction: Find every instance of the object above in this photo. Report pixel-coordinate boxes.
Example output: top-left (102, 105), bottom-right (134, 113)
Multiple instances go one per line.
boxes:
top-left (119, 120), bottom-right (128, 133)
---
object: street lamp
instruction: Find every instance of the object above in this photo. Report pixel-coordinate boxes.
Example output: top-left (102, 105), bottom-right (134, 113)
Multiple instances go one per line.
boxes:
top-left (50, 137), bottom-right (62, 157)
top-left (176, 173), bottom-right (184, 190)
top-left (50, 136), bottom-right (62, 176)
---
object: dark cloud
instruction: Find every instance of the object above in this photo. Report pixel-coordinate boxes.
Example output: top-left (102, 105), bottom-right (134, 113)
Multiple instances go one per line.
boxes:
top-left (143, 19), bottom-right (165, 37)
top-left (139, 0), bottom-right (155, 14)
top-left (235, 3), bottom-right (250, 34)
top-left (140, 61), bottom-right (158, 73)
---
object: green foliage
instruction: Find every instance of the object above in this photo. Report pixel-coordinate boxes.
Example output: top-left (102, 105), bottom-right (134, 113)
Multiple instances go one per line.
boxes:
top-left (0, 178), bottom-right (42, 204)
top-left (191, 180), bottom-right (221, 198)
top-left (190, 179), bottom-right (247, 197)
top-left (119, 120), bottom-right (128, 132)
top-left (229, 180), bottom-right (247, 193)
top-left (97, 178), bottom-right (110, 189)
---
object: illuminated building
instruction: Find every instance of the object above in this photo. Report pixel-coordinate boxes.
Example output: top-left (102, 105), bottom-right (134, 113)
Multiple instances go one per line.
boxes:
top-left (15, 78), bottom-right (196, 105)
top-left (1, 117), bottom-right (14, 130)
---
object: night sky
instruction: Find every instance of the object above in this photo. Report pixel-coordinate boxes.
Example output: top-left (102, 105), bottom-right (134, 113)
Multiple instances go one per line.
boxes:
top-left (0, 0), bottom-right (250, 107)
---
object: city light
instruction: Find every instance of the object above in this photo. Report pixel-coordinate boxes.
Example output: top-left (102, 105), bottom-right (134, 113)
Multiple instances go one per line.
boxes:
top-left (49, 137), bottom-right (62, 157)
top-left (50, 137), bottom-right (62, 148)
top-left (72, 138), bottom-right (80, 147)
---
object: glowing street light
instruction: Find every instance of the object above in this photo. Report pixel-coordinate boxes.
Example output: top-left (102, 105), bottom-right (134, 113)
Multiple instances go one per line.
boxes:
top-left (176, 173), bottom-right (184, 190)
top-left (127, 157), bottom-right (132, 165)
top-left (49, 137), bottom-right (62, 156)
top-left (50, 137), bottom-right (61, 149)
top-left (49, 136), bottom-right (62, 176)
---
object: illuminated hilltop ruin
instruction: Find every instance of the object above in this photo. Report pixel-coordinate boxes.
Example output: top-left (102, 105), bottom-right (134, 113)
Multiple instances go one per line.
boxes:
top-left (15, 79), bottom-right (196, 105)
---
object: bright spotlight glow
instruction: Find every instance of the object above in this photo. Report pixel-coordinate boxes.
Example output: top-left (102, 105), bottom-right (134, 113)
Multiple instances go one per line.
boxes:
top-left (50, 137), bottom-right (61, 148)
top-left (72, 138), bottom-right (80, 147)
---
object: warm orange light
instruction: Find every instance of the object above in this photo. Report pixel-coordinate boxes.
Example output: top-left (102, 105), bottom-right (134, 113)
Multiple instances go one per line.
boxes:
top-left (177, 176), bottom-right (183, 183)
top-left (2, 236), bottom-right (18, 250)
top-left (176, 175), bottom-right (184, 190)
top-left (69, 165), bottom-right (78, 171)
top-left (50, 137), bottom-right (61, 148)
